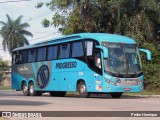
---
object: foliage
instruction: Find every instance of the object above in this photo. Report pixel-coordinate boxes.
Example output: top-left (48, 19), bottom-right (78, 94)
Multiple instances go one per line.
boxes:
top-left (35, 2), bottom-right (43, 8)
top-left (37, 0), bottom-right (160, 90)
top-left (41, 18), bottom-right (50, 27)
top-left (109, 0), bottom-right (160, 46)
top-left (141, 43), bottom-right (160, 90)
top-left (0, 14), bottom-right (33, 55)
top-left (0, 58), bottom-right (9, 83)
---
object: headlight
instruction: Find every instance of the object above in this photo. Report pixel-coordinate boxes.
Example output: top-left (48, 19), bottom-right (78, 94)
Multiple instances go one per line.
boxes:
top-left (104, 78), bottom-right (117, 86)
top-left (138, 80), bottom-right (143, 85)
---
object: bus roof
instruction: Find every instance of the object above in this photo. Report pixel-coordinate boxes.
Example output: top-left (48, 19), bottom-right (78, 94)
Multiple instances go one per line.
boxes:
top-left (13, 33), bottom-right (136, 51)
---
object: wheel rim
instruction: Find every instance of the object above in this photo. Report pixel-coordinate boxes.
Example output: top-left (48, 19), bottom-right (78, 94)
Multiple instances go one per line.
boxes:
top-left (23, 85), bottom-right (28, 94)
top-left (80, 85), bottom-right (86, 94)
top-left (30, 85), bottom-right (34, 94)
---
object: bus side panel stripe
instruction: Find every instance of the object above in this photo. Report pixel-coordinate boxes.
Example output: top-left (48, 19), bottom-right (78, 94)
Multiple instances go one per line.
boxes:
top-left (44, 61), bottom-right (48, 65)
top-left (32, 63), bottom-right (37, 78)
top-left (38, 62), bottom-right (41, 67)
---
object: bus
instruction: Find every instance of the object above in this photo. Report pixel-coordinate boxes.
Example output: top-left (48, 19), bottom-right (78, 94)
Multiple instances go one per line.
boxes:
top-left (11, 33), bottom-right (151, 98)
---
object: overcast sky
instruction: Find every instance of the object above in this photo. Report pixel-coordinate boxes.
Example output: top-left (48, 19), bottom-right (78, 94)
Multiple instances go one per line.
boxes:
top-left (0, 0), bottom-right (62, 61)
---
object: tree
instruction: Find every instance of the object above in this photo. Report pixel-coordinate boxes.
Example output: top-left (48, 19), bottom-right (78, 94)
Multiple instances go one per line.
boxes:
top-left (0, 14), bottom-right (33, 55)
top-left (37, 0), bottom-right (114, 34)
top-left (109, 0), bottom-right (160, 46)
top-left (37, 0), bottom-right (160, 44)
top-left (0, 57), bottom-right (9, 85)
top-left (37, 0), bottom-right (160, 90)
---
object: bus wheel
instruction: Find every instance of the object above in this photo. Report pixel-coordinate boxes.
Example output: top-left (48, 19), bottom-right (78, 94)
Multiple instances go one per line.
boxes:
top-left (29, 82), bottom-right (36, 96)
top-left (111, 92), bottom-right (123, 98)
top-left (78, 81), bottom-right (90, 98)
top-left (22, 82), bottom-right (29, 96)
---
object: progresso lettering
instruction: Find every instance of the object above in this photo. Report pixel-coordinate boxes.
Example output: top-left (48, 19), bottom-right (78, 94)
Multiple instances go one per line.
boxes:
top-left (56, 61), bottom-right (77, 69)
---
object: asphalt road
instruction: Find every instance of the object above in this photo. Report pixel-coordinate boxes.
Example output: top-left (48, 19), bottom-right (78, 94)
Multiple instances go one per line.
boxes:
top-left (0, 90), bottom-right (160, 120)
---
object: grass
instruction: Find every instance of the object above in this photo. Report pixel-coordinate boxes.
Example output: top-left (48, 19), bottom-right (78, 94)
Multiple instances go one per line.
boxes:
top-left (0, 86), bottom-right (11, 90)
top-left (124, 90), bottom-right (160, 95)
top-left (0, 117), bottom-right (10, 120)
top-left (68, 91), bottom-right (160, 97)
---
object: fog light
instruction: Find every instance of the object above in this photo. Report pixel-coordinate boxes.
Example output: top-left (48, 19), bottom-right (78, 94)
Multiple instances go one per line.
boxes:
top-left (138, 80), bottom-right (143, 85)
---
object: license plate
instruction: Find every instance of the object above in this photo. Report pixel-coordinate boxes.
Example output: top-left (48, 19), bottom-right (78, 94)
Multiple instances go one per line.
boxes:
top-left (124, 88), bottom-right (130, 91)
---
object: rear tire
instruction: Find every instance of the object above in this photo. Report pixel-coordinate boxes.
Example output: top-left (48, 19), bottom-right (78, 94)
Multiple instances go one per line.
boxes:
top-left (22, 82), bottom-right (29, 96)
top-left (28, 82), bottom-right (42, 96)
top-left (78, 81), bottom-right (90, 98)
top-left (111, 92), bottom-right (123, 98)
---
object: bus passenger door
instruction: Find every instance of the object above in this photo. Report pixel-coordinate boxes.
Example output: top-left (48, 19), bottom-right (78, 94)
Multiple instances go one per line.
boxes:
top-left (94, 50), bottom-right (103, 92)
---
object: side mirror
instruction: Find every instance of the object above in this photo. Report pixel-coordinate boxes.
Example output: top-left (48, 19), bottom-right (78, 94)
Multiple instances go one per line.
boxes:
top-left (95, 46), bottom-right (108, 59)
top-left (139, 49), bottom-right (152, 60)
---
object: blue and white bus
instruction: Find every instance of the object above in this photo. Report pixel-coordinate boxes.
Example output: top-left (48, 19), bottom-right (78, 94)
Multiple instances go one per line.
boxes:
top-left (11, 33), bottom-right (151, 98)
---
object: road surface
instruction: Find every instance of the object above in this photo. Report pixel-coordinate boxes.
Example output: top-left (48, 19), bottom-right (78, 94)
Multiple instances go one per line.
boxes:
top-left (0, 90), bottom-right (160, 120)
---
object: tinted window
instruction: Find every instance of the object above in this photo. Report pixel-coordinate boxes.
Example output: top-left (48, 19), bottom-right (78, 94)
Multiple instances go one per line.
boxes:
top-left (12, 52), bottom-right (16, 64)
top-left (59, 43), bottom-right (70, 59)
top-left (19, 50), bottom-right (27, 63)
top-left (72, 41), bottom-right (84, 57)
top-left (86, 41), bottom-right (93, 56)
top-left (37, 47), bottom-right (46, 62)
top-left (28, 49), bottom-right (36, 62)
top-left (14, 51), bottom-right (20, 64)
top-left (47, 45), bottom-right (58, 60)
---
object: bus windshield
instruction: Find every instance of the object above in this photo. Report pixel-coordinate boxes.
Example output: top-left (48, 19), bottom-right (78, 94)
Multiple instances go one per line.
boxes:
top-left (103, 43), bottom-right (142, 75)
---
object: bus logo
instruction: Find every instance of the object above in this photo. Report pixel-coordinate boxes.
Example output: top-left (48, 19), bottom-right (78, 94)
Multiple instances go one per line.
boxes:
top-left (37, 64), bottom-right (49, 89)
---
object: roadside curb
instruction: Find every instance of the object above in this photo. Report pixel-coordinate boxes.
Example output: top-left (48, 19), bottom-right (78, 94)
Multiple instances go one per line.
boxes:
top-left (123, 94), bottom-right (160, 98)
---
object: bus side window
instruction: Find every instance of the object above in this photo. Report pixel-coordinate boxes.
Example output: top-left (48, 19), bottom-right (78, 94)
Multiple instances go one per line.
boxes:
top-left (20, 50), bottom-right (27, 64)
top-left (72, 41), bottom-right (84, 57)
top-left (15, 51), bottom-right (21, 64)
top-left (59, 43), bottom-right (70, 59)
top-left (85, 40), bottom-right (94, 68)
top-left (47, 45), bottom-right (58, 60)
top-left (86, 41), bottom-right (93, 56)
top-left (37, 47), bottom-right (46, 62)
top-left (28, 49), bottom-right (36, 63)
top-left (12, 52), bottom-right (16, 64)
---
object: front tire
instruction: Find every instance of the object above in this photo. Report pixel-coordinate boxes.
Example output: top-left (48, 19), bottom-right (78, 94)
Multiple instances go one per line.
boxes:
top-left (78, 81), bottom-right (90, 98)
top-left (111, 92), bottom-right (123, 98)
top-left (22, 82), bottom-right (29, 96)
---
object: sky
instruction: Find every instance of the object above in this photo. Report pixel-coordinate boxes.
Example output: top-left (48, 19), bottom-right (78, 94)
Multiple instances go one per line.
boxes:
top-left (0, 0), bottom-right (63, 61)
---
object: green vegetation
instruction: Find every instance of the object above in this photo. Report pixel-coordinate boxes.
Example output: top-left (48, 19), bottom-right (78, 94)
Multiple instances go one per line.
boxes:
top-left (37, 0), bottom-right (160, 91)
top-left (0, 14), bottom-right (33, 55)
top-left (0, 57), bottom-right (9, 85)
top-left (0, 86), bottom-right (11, 90)
top-left (124, 90), bottom-right (160, 95)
